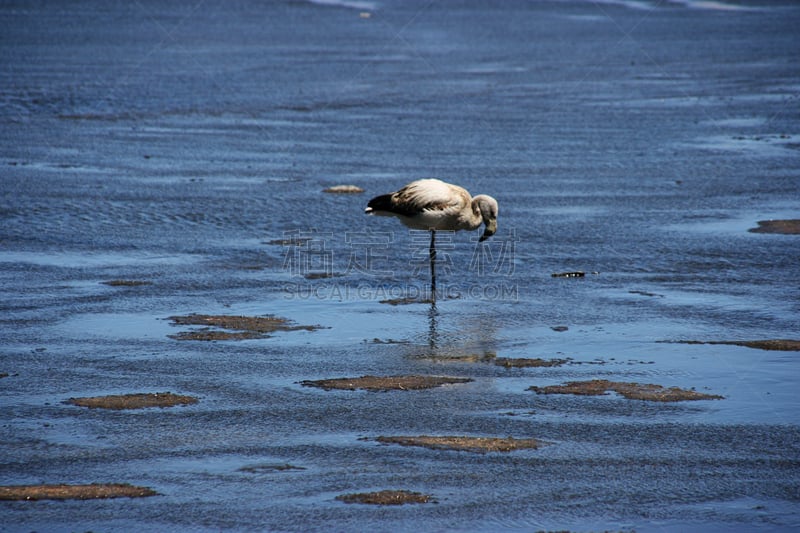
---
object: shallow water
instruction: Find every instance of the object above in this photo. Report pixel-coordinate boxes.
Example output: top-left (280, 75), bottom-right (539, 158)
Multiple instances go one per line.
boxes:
top-left (2, 0), bottom-right (799, 531)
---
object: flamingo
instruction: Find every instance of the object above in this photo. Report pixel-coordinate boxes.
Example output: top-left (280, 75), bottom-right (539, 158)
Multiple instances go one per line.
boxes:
top-left (364, 179), bottom-right (498, 297)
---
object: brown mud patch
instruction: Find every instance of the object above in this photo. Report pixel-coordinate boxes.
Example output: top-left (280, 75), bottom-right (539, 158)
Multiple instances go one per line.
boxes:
top-left (669, 339), bottom-right (800, 351)
top-left (323, 184), bottom-right (364, 194)
top-left (748, 219), bottom-right (800, 235)
top-left (0, 483), bottom-right (157, 501)
top-left (102, 280), bottom-right (152, 287)
top-left (65, 392), bottom-right (199, 410)
top-left (495, 357), bottom-right (569, 368)
top-left (336, 489), bottom-right (431, 505)
top-left (168, 314), bottom-right (321, 341)
top-left (300, 375), bottom-right (472, 391)
top-left (374, 435), bottom-right (544, 453)
top-left (529, 379), bottom-right (722, 402)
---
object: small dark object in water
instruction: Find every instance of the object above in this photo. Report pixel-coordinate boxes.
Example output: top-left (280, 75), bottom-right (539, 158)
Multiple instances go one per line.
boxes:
top-left (551, 325), bottom-right (569, 332)
top-left (336, 489), bottom-right (431, 505)
top-left (0, 483), bottom-right (158, 500)
top-left (102, 280), bottom-right (152, 287)
top-left (551, 271), bottom-right (585, 278)
top-left (379, 297), bottom-right (436, 306)
top-left (304, 272), bottom-right (341, 280)
top-left (238, 463), bottom-right (306, 473)
top-left (370, 338), bottom-right (410, 345)
top-left (629, 290), bottom-right (663, 298)
top-left (265, 237), bottom-right (311, 246)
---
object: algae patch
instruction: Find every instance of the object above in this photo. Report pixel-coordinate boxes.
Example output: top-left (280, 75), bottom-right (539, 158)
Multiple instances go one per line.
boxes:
top-left (0, 483), bottom-right (157, 501)
top-left (668, 339), bottom-right (800, 351)
top-left (374, 435), bottom-right (544, 453)
top-left (169, 330), bottom-right (265, 341)
top-left (529, 379), bottom-right (722, 402)
top-left (65, 392), bottom-right (198, 410)
top-left (748, 219), bottom-right (800, 234)
top-left (494, 357), bottom-right (569, 368)
top-left (168, 314), bottom-right (321, 341)
top-left (300, 375), bottom-right (472, 391)
top-left (336, 489), bottom-right (431, 505)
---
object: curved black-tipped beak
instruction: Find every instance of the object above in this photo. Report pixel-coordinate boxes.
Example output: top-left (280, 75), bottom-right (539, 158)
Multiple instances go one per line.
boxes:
top-left (479, 219), bottom-right (497, 242)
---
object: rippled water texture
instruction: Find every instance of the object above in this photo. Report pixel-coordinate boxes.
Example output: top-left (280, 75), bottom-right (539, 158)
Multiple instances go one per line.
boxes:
top-left (2, 0), bottom-right (799, 531)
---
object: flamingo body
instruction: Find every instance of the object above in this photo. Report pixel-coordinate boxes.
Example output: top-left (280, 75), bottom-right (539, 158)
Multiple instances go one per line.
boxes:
top-left (364, 179), bottom-right (498, 241)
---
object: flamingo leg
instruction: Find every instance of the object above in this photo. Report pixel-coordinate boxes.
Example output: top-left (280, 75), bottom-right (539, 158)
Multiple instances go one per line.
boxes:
top-left (429, 229), bottom-right (436, 299)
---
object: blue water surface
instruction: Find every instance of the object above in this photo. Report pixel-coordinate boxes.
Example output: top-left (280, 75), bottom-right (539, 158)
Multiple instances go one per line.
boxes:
top-left (1, 1), bottom-right (799, 531)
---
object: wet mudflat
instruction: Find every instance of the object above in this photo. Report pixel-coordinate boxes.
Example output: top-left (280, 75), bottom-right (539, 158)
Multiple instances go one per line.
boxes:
top-left (2, 1), bottom-right (800, 532)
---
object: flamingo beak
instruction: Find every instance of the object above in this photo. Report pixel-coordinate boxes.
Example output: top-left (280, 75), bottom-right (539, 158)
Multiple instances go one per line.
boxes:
top-left (479, 219), bottom-right (497, 242)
